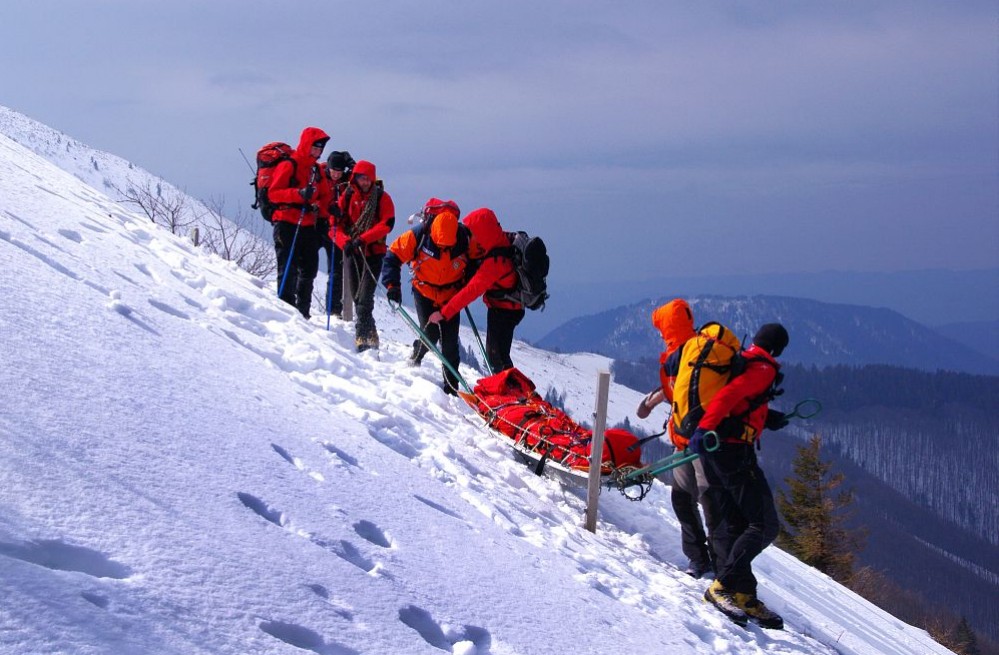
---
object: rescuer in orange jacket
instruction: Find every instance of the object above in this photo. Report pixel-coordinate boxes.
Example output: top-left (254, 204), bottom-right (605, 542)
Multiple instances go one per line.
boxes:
top-left (381, 198), bottom-right (470, 394)
top-left (428, 208), bottom-right (523, 373)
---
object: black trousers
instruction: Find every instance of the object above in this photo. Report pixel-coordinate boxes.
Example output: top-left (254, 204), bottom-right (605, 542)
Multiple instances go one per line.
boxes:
top-left (701, 444), bottom-right (780, 595)
top-left (412, 291), bottom-right (461, 390)
top-left (346, 253), bottom-right (383, 341)
top-left (274, 221), bottom-right (319, 318)
top-left (486, 307), bottom-right (525, 373)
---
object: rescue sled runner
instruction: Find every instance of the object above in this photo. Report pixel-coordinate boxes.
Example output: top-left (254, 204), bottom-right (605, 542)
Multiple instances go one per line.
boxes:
top-left (458, 368), bottom-right (643, 483)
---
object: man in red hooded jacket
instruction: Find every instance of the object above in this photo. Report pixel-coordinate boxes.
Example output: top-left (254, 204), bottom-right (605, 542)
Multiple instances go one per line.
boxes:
top-left (331, 160), bottom-right (395, 352)
top-left (428, 208), bottom-right (523, 373)
top-left (691, 323), bottom-right (790, 629)
top-left (267, 126), bottom-right (332, 319)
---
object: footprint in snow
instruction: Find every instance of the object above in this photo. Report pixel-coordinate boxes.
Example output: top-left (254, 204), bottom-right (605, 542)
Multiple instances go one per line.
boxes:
top-left (258, 620), bottom-right (360, 655)
top-left (353, 520), bottom-right (392, 548)
top-left (148, 299), bottom-right (190, 321)
top-left (413, 495), bottom-right (465, 521)
top-left (58, 228), bottom-right (83, 243)
top-left (81, 592), bottom-right (110, 609)
top-left (398, 605), bottom-right (492, 653)
top-left (326, 539), bottom-right (383, 576)
top-left (236, 492), bottom-right (286, 527)
top-left (321, 442), bottom-right (359, 469)
top-left (305, 584), bottom-right (355, 621)
top-left (0, 539), bottom-right (132, 579)
top-left (272, 443), bottom-right (325, 482)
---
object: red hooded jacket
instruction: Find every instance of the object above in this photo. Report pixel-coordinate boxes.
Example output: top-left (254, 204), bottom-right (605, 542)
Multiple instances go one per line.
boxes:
top-left (439, 208), bottom-right (520, 320)
top-left (332, 160), bottom-right (395, 257)
top-left (266, 126), bottom-right (332, 227)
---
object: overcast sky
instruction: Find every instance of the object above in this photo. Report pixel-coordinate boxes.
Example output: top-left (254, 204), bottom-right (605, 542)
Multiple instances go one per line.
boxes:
top-left (2, 1), bottom-right (996, 290)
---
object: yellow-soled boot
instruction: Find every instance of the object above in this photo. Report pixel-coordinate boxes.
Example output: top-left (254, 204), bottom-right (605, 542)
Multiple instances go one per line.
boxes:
top-left (704, 580), bottom-right (748, 626)
top-left (734, 592), bottom-right (784, 630)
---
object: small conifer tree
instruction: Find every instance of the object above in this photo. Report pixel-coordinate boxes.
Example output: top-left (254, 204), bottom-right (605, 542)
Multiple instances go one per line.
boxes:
top-left (777, 434), bottom-right (865, 583)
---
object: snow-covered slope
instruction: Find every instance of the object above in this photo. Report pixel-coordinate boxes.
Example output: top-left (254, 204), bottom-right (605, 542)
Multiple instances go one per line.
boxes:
top-left (0, 124), bottom-right (953, 654)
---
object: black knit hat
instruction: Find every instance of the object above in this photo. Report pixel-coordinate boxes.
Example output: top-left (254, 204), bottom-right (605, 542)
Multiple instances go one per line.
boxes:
top-left (326, 150), bottom-right (354, 171)
top-left (753, 323), bottom-right (789, 357)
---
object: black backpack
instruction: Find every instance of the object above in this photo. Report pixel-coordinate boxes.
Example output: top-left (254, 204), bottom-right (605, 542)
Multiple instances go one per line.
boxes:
top-left (488, 231), bottom-right (550, 310)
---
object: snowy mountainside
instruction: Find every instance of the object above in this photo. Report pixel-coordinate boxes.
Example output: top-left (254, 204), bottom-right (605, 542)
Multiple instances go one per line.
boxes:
top-left (0, 124), bottom-right (956, 653)
top-left (0, 104), bottom-right (189, 204)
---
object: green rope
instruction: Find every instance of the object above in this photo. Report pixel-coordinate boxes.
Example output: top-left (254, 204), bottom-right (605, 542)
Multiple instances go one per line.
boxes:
top-left (389, 300), bottom-right (473, 395)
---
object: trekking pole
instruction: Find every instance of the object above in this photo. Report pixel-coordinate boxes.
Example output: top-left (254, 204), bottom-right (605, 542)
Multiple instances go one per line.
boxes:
top-left (278, 167), bottom-right (319, 300)
top-left (389, 299), bottom-right (473, 395)
top-left (463, 307), bottom-right (493, 376)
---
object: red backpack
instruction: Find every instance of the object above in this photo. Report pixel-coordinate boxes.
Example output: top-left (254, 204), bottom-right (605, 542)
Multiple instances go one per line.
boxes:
top-left (251, 142), bottom-right (296, 222)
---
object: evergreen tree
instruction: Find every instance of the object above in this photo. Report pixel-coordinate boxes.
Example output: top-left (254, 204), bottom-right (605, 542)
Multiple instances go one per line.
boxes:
top-left (952, 616), bottom-right (981, 655)
top-left (776, 434), bottom-right (865, 583)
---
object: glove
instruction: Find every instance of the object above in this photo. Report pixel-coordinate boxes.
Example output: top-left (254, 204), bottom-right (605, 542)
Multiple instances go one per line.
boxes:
top-left (427, 311), bottom-right (445, 325)
top-left (765, 409), bottom-right (789, 431)
top-left (688, 428), bottom-right (711, 456)
top-left (299, 186), bottom-right (315, 202)
top-left (636, 389), bottom-right (664, 419)
top-left (343, 238), bottom-right (363, 258)
top-left (386, 286), bottom-right (402, 304)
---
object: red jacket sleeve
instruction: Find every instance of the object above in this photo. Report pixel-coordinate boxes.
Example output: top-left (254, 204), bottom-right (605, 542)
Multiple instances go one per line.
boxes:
top-left (439, 258), bottom-right (508, 320)
top-left (698, 360), bottom-right (776, 431)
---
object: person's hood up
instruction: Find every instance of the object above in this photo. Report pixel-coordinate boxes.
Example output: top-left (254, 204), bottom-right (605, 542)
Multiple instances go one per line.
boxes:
top-left (429, 210), bottom-right (459, 248)
top-left (463, 208), bottom-right (506, 252)
top-left (652, 298), bottom-right (695, 357)
top-left (295, 126), bottom-right (330, 161)
top-left (351, 160), bottom-right (376, 182)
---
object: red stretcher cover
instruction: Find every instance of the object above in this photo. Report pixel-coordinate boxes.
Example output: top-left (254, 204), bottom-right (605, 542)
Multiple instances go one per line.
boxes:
top-left (461, 367), bottom-right (643, 474)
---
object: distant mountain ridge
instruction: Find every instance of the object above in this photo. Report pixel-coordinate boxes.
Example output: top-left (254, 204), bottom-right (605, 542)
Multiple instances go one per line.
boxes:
top-left (537, 294), bottom-right (999, 375)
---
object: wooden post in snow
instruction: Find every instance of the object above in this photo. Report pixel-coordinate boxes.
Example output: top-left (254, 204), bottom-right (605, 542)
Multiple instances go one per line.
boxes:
top-left (585, 370), bottom-right (611, 533)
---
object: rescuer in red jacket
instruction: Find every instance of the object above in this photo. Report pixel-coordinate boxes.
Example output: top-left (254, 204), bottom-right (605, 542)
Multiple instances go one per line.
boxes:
top-left (428, 208), bottom-right (523, 373)
top-left (267, 126), bottom-right (332, 319)
top-left (693, 323), bottom-right (790, 630)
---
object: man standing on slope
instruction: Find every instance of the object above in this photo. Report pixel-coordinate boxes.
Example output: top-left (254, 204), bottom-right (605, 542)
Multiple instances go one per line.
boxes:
top-left (690, 323), bottom-right (791, 630)
top-left (636, 299), bottom-right (719, 580)
top-left (332, 160), bottom-right (395, 352)
top-left (427, 207), bottom-right (523, 373)
top-left (381, 198), bottom-right (469, 394)
top-left (266, 126), bottom-right (332, 319)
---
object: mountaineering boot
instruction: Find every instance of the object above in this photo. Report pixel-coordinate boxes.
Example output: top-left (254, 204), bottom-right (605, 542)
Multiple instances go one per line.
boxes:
top-left (734, 592), bottom-right (784, 630)
top-left (684, 559), bottom-right (715, 580)
top-left (407, 340), bottom-right (425, 367)
top-left (704, 580), bottom-right (748, 627)
top-left (355, 333), bottom-right (380, 353)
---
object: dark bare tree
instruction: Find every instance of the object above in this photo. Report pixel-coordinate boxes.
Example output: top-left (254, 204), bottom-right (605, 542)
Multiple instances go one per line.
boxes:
top-left (200, 197), bottom-right (275, 279)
